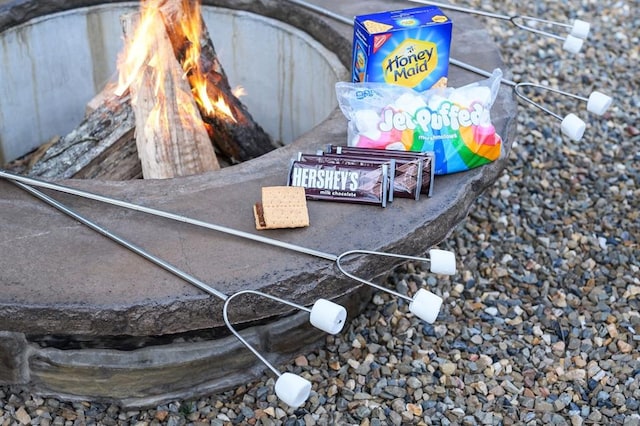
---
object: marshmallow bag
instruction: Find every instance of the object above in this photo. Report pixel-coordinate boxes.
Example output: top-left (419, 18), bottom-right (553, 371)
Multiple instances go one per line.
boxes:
top-left (336, 69), bottom-right (503, 175)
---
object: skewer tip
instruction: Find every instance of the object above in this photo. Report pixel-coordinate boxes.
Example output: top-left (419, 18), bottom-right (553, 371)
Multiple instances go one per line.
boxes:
top-left (561, 113), bottom-right (586, 142)
top-left (563, 35), bottom-right (584, 54)
top-left (587, 91), bottom-right (612, 115)
top-left (570, 19), bottom-right (591, 39)
top-left (274, 372), bottom-right (312, 408)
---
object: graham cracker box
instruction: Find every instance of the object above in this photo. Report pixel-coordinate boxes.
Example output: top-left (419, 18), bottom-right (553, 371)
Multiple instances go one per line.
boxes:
top-left (352, 6), bottom-right (452, 92)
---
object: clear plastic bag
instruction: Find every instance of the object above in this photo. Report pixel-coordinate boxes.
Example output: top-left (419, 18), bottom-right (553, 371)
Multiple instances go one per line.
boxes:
top-left (336, 69), bottom-right (503, 175)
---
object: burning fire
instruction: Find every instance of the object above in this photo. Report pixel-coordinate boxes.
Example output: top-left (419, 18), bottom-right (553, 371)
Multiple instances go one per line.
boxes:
top-left (175, 0), bottom-right (237, 123)
top-left (115, 0), bottom-right (237, 127)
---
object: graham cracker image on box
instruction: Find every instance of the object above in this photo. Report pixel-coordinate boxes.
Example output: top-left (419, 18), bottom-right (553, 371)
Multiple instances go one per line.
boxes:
top-left (362, 19), bottom-right (393, 34)
top-left (254, 186), bottom-right (310, 230)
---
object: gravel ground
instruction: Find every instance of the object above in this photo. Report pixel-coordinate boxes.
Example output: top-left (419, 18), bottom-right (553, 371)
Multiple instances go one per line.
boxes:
top-left (2, 0), bottom-right (638, 424)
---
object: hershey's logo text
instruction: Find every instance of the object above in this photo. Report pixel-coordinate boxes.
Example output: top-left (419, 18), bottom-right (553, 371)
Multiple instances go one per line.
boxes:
top-left (291, 167), bottom-right (359, 191)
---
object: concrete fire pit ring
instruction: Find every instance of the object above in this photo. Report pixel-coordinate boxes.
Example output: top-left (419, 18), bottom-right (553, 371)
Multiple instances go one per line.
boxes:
top-left (0, 0), bottom-right (517, 407)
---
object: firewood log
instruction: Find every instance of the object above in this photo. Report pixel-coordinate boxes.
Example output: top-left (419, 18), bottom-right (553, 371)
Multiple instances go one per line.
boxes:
top-left (121, 10), bottom-right (221, 179)
top-left (27, 93), bottom-right (139, 180)
top-left (161, 0), bottom-right (279, 164)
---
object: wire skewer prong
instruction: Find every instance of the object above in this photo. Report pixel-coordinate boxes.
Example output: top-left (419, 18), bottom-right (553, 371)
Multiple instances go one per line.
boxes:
top-left (407, 0), bottom-right (591, 52)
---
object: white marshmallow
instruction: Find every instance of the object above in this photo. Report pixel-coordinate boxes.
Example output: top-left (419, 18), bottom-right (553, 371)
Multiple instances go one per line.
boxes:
top-left (427, 94), bottom-right (449, 110)
top-left (449, 86), bottom-right (491, 107)
top-left (274, 373), bottom-right (312, 408)
top-left (429, 249), bottom-right (457, 275)
top-left (409, 288), bottom-right (443, 324)
top-left (309, 299), bottom-right (347, 335)
top-left (354, 109), bottom-right (381, 133)
top-left (392, 93), bottom-right (427, 114)
top-left (570, 19), bottom-right (591, 39)
top-left (561, 113), bottom-right (586, 141)
top-left (587, 91), bottom-right (612, 115)
top-left (563, 35), bottom-right (584, 54)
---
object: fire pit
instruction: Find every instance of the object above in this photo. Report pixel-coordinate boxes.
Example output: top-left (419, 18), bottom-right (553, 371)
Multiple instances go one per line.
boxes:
top-left (0, 0), bottom-right (517, 407)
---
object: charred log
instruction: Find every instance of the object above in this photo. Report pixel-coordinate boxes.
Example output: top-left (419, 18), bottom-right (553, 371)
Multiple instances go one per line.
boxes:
top-left (161, 0), bottom-right (279, 164)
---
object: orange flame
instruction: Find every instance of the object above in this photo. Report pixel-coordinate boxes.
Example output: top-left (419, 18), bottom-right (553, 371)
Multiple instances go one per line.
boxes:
top-left (115, 1), bottom-right (163, 97)
top-left (174, 0), bottom-right (236, 123)
top-left (115, 0), bottom-right (237, 125)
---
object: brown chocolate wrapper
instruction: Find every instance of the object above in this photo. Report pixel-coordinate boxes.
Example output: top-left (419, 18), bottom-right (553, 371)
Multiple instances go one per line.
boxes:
top-left (318, 152), bottom-right (422, 201)
top-left (297, 153), bottom-right (397, 202)
top-left (326, 145), bottom-right (435, 196)
top-left (288, 160), bottom-right (389, 207)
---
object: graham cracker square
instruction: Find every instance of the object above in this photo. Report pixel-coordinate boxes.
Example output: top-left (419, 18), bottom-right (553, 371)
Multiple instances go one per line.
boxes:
top-left (254, 186), bottom-right (309, 230)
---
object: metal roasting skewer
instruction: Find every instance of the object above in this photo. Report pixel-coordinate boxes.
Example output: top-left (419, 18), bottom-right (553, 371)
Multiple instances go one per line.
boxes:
top-left (0, 170), bottom-right (453, 301)
top-left (513, 82), bottom-right (597, 121)
top-left (0, 170), bottom-right (451, 277)
top-left (0, 170), bottom-right (336, 261)
top-left (286, 0), bottom-right (589, 55)
top-left (407, 0), bottom-right (591, 46)
top-left (283, 0), bottom-right (574, 86)
top-left (222, 290), bottom-right (312, 378)
top-left (337, 250), bottom-right (443, 302)
top-left (8, 178), bottom-right (337, 407)
top-left (2, 171), bottom-right (453, 405)
top-left (10, 179), bottom-right (230, 300)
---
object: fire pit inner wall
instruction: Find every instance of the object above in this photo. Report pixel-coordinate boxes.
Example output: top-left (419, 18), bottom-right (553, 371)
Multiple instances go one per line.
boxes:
top-left (0, 3), bottom-right (347, 163)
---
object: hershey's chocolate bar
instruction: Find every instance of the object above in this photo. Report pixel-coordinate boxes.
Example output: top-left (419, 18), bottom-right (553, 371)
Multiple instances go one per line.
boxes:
top-left (296, 152), bottom-right (396, 202)
top-left (288, 160), bottom-right (389, 207)
top-left (326, 145), bottom-right (435, 196)
top-left (317, 153), bottom-right (422, 200)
